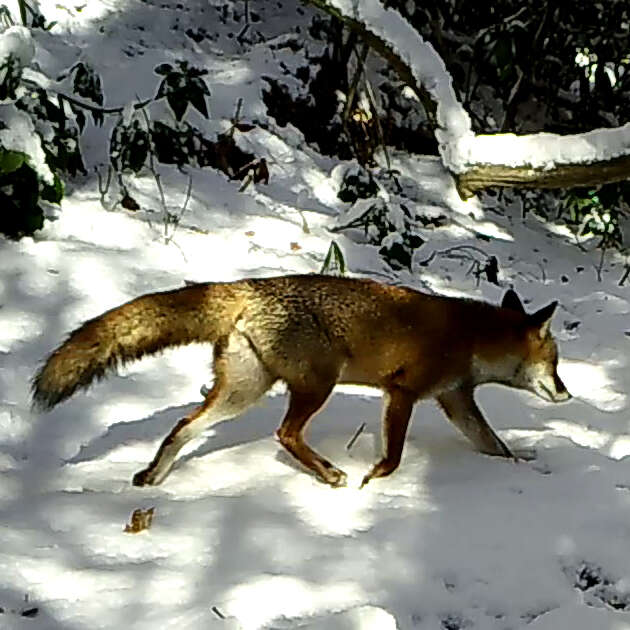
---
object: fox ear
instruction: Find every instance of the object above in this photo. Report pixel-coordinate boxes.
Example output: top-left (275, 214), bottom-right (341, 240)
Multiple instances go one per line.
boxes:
top-left (502, 289), bottom-right (525, 313)
top-left (528, 301), bottom-right (558, 338)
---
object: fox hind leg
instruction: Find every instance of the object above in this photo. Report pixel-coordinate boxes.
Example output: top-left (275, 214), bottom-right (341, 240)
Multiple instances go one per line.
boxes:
top-left (133, 331), bottom-right (274, 486)
top-left (276, 384), bottom-right (347, 487)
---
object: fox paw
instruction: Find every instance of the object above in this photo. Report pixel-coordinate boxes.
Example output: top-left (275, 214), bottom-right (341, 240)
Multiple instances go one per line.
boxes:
top-left (318, 467), bottom-right (347, 488)
top-left (513, 447), bottom-right (537, 462)
top-left (360, 458), bottom-right (399, 488)
top-left (360, 470), bottom-right (381, 488)
top-left (132, 468), bottom-right (159, 487)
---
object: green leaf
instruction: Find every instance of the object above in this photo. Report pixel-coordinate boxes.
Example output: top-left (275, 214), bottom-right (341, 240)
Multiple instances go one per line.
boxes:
top-left (0, 54), bottom-right (23, 100)
top-left (189, 85), bottom-right (210, 118)
top-left (191, 76), bottom-right (211, 96)
top-left (41, 173), bottom-right (64, 204)
top-left (110, 120), bottom-right (149, 173)
top-left (0, 149), bottom-right (26, 174)
top-left (68, 101), bottom-right (87, 132)
top-left (155, 62), bottom-right (211, 121)
top-left (320, 241), bottom-right (346, 275)
top-left (154, 63), bottom-right (173, 76)
top-left (72, 62), bottom-right (104, 106)
top-left (167, 93), bottom-right (188, 121)
top-left (0, 163), bottom-right (44, 238)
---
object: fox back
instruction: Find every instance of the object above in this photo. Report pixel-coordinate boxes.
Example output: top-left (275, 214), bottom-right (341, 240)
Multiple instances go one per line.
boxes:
top-left (224, 276), bottom-right (569, 403)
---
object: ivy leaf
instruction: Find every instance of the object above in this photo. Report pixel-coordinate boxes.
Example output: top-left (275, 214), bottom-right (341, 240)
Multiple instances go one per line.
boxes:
top-left (72, 62), bottom-right (104, 105)
top-left (92, 110), bottom-right (104, 127)
top-left (41, 173), bottom-right (64, 204)
top-left (154, 60), bottom-right (211, 121)
top-left (110, 120), bottom-right (149, 173)
top-left (0, 54), bottom-right (23, 101)
top-left (154, 63), bottom-right (173, 76)
top-left (0, 163), bottom-right (44, 238)
top-left (71, 62), bottom-right (105, 125)
top-left (0, 148), bottom-right (26, 174)
top-left (68, 101), bottom-right (87, 132)
top-left (166, 92), bottom-right (188, 122)
top-left (188, 82), bottom-right (210, 119)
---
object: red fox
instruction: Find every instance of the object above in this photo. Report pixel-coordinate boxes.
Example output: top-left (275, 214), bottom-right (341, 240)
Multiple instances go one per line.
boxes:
top-left (32, 274), bottom-right (570, 488)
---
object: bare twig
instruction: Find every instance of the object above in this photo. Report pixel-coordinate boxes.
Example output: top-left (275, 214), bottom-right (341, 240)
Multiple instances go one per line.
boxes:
top-left (417, 244), bottom-right (492, 267)
top-left (181, 174), bottom-right (193, 217)
top-left (347, 43), bottom-right (391, 170)
top-left (237, 0), bottom-right (250, 43)
top-left (136, 100), bottom-right (189, 257)
top-left (164, 174), bottom-right (194, 245)
top-left (362, 70), bottom-right (390, 170)
top-left (228, 98), bottom-right (244, 138)
top-left (168, 238), bottom-right (189, 263)
top-left (594, 246), bottom-right (606, 282)
top-left (47, 84), bottom-right (152, 116)
top-left (346, 422), bottom-right (366, 451)
top-left (238, 172), bottom-right (254, 192)
top-left (96, 165), bottom-right (118, 211)
top-left (211, 606), bottom-right (226, 620)
top-left (343, 43), bottom-right (368, 128)
top-left (137, 100), bottom-right (169, 239)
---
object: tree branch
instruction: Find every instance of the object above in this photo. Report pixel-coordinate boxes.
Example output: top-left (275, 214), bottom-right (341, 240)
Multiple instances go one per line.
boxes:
top-left (458, 154), bottom-right (630, 198)
top-left (307, 0), bottom-right (630, 198)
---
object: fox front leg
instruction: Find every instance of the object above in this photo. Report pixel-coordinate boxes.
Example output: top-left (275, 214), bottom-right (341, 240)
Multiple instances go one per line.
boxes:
top-left (437, 385), bottom-right (514, 458)
top-left (361, 388), bottom-right (415, 488)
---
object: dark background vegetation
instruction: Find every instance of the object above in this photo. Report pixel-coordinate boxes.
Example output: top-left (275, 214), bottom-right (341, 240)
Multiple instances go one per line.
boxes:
top-left (1, 0), bottom-right (628, 259)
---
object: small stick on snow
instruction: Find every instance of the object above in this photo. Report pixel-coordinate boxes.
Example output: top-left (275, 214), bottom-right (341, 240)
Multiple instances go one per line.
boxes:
top-left (211, 606), bottom-right (226, 619)
top-left (346, 422), bottom-right (366, 451)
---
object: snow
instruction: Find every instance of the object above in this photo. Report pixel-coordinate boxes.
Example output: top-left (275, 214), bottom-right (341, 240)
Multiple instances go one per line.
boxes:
top-left (0, 107), bottom-right (54, 183)
top-left (1, 1), bottom-right (630, 629)
top-left (0, 26), bottom-right (34, 66)
top-left (466, 123), bottom-right (630, 170)
top-left (0, 26), bottom-right (53, 183)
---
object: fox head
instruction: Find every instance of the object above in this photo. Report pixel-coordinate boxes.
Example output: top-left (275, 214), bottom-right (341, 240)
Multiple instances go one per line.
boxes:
top-left (501, 289), bottom-right (571, 403)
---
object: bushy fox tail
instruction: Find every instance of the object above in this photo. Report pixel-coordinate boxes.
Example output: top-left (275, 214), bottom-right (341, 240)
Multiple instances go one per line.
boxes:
top-left (32, 282), bottom-right (241, 411)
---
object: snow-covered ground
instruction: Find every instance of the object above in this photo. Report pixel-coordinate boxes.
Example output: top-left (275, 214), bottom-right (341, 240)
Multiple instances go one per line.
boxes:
top-left (1, 2), bottom-right (630, 629)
